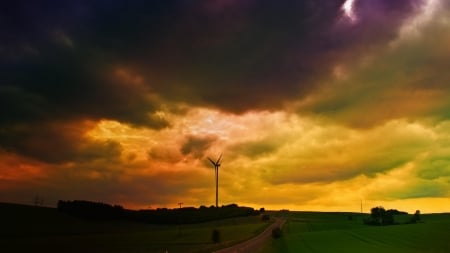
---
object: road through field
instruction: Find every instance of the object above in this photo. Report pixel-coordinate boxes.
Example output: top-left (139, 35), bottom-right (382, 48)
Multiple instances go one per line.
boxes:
top-left (213, 217), bottom-right (286, 253)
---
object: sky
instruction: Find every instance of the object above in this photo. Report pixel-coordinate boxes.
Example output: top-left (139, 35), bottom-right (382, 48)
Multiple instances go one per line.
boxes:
top-left (1, 0), bottom-right (449, 213)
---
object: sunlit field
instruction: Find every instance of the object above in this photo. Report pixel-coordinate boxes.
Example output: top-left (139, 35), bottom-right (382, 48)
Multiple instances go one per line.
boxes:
top-left (0, 203), bottom-right (269, 253)
top-left (258, 211), bottom-right (450, 253)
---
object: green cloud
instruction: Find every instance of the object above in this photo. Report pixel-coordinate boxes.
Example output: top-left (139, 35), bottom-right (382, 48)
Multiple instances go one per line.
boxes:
top-left (261, 120), bottom-right (433, 184)
top-left (381, 180), bottom-right (449, 200)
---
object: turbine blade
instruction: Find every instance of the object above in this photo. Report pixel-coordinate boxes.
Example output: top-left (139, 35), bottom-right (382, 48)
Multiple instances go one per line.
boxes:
top-left (216, 153), bottom-right (222, 164)
top-left (207, 157), bottom-right (216, 166)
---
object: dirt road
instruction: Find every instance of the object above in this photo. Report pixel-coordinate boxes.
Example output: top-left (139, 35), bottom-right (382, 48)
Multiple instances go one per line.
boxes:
top-left (213, 217), bottom-right (286, 253)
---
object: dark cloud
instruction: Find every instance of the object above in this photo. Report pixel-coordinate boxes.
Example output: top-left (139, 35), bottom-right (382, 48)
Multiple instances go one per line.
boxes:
top-left (2, 0), bottom-right (413, 115)
top-left (147, 147), bottom-right (181, 163)
top-left (1, 0), bottom-right (172, 127)
top-left (300, 5), bottom-right (450, 128)
top-left (1, 47), bottom-right (168, 128)
top-left (0, 0), bottom-right (427, 162)
top-left (231, 139), bottom-right (281, 159)
top-left (150, 0), bottom-right (348, 112)
top-left (331, 0), bottom-right (425, 43)
top-left (1, 0), bottom-right (427, 113)
top-left (0, 121), bottom-right (122, 163)
top-left (181, 135), bottom-right (218, 159)
top-left (0, 85), bottom-right (48, 125)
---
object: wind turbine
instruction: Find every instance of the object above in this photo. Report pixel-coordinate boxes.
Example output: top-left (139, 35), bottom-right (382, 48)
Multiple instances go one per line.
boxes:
top-left (208, 154), bottom-right (222, 208)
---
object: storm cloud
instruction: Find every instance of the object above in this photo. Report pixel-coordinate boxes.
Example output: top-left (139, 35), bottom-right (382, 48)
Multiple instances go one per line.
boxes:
top-left (1, 0), bottom-right (449, 212)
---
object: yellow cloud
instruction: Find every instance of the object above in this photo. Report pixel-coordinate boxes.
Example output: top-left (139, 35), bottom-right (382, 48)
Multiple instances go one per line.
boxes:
top-left (80, 109), bottom-right (449, 212)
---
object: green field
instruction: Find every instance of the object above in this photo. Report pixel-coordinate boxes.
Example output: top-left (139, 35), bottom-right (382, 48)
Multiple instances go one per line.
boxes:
top-left (258, 211), bottom-right (450, 253)
top-left (0, 203), bottom-right (269, 253)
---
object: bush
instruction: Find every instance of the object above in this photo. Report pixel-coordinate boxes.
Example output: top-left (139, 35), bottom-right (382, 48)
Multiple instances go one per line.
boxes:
top-left (410, 210), bottom-right (421, 223)
top-left (261, 214), bottom-right (270, 221)
top-left (272, 227), bottom-right (282, 239)
top-left (212, 229), bottom-right (220, 243)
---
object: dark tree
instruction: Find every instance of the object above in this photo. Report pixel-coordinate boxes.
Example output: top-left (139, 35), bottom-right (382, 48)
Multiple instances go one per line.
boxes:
top-left (58, 199), bottom-right (259, 224)
top-left (370, 206), bottom-right (384, 225)
top-left (386, 209), bottom-right (408, 215)
top-left (367, 206), bottom-right (394, 225)
top-left (410, 210), bottom-right (421, 223)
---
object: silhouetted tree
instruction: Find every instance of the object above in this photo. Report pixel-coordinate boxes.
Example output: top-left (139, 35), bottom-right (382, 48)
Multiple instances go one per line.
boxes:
top-left (223, 203), bottom-right (238, 208)
top-left (57, 200), bottom-right (258, 224)
top-left (386, 209), bottom-right (408, 215)
top-left (410, 210), bottom-right (421, 223)
top-left (370, 206), bottom-right (383, 225)
top-left (366, 206), bottom-right (394, 225)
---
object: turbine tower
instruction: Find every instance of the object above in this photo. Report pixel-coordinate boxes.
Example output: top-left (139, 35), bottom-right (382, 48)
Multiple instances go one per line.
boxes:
top-left (208, 154), bottom-right (222, 208)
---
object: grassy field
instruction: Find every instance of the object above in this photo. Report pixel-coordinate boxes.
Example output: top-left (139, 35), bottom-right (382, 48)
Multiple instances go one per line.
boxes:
top-left (258, 211), bottom-right (450, 253)
top-left (0, 202), bottom-right (269, 253)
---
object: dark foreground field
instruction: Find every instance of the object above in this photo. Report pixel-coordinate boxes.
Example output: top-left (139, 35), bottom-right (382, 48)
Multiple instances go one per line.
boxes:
top-left (3, 203), bottom-right (449, 253)
top-left (0, 202), bottom-right (269, 253)
top-left (258, 211), bottom-right (450, 253)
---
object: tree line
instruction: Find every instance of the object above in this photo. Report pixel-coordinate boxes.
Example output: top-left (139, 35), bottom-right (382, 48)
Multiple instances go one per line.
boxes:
top-left (57, 200), bottom-right (259, 224)
top-left (364, 206), bottom-right (421, 226)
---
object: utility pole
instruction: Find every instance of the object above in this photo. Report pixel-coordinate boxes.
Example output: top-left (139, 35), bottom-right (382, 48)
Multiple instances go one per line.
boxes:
top-left (33, 195), bottom-right (43, 206)
top-left (177, 202), bottom-right (183, 237)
